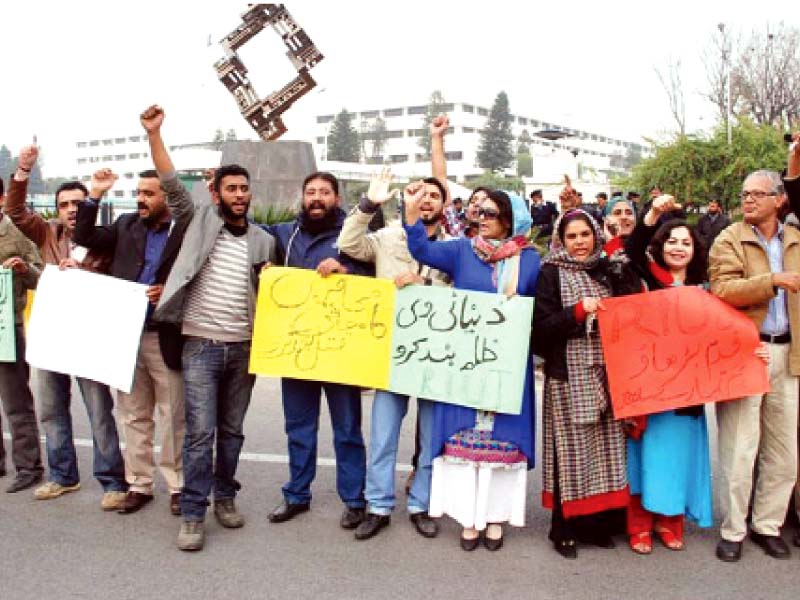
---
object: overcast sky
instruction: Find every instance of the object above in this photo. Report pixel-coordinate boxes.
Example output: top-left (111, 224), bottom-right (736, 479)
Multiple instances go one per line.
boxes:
top-left (1, 0), bottom-right (796, 175)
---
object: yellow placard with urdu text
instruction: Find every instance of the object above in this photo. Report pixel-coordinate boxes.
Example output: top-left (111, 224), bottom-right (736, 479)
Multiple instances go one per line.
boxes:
top-left (249, 267), bottom-right (395, 389)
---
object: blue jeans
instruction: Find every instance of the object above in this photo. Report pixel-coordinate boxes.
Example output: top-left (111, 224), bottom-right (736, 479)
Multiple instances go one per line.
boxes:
top-left (180, 338), bottom-right (255, 521)
top-left (281, 378), bottom-right (366, 508)
top-left (365, 391), bottom-right (434, 515)
top-left (38, 370), bottom-right (126, 491)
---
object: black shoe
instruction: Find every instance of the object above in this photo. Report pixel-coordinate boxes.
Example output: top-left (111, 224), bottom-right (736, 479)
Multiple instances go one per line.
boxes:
top-left (268, 501), bottom-right (310, 523)
top-left (6, 471), bottom-right (42, 493)
top-left (749, 531), bottom-right (791, 559)
top-left (553, 538), bottom-right (578, 559)
top-left (409, 513), bottom-right (439, 538)
top-left (716, 539), bottom-right (743, 562)
top-left (340, 507), bottom-right (366, 530)
top-left (460, 532), bottom-right (480, 551)
top-left (0, 466), bottom-right (6, 478)
top-left (118, 491), bottom-right (154, 514)
top-left (794, 530), bottom-right (800, 549)
top-left (354, 513), bottom-right (390, 540)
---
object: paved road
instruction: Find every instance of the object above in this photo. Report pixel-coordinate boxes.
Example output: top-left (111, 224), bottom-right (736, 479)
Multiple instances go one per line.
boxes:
top-left (0, 373), bottom-right (797, 600)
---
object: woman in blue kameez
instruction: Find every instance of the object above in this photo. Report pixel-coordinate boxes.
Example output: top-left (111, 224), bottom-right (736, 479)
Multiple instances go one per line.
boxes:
top-left (403, 182), bottom-right (540, 552)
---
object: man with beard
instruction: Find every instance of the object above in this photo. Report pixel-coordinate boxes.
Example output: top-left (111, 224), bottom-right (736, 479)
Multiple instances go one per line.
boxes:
top-left (74, 166), bottom-right (187, 517)
top-left (5, 145), bottom-right (127, 508)
top-left (265, 172), bottom-right (371, 530)
top-left (336, 118), bottom-right (452, 541)
top-left (140, 105), bottom-right (276, 551)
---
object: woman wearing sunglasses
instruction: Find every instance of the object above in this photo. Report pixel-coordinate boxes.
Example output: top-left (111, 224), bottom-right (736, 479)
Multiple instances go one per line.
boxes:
top-left (403, 183), bottom-right (540, 551)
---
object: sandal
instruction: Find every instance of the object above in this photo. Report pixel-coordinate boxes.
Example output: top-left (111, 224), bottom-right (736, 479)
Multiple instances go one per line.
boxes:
top-left (655, 526), bottom-right (684, 551)
top-left (629, 531), bottom-right (652, 555)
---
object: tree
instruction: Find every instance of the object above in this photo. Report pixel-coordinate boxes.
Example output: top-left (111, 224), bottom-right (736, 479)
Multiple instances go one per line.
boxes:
top-left (702, 23), bottom-right (800, 128)
top-left (477, 91), bottom-right (514, 172)
top-left (615, 119), bottom-right (785, 211)
top-left (368, 117), bottom-right (388, 158)
top-left (516, 152), bottom-right (533, 178)
top-left (517, 129), bottom-right (533, 154)
top-left (225, 128), bottom-right (238, 141)
top-left (418, 90), bottom-right (449, 156)
top-left (326, 108), bottom-right (360, 162)
top-left (655, 58), bottom-right (686, 135)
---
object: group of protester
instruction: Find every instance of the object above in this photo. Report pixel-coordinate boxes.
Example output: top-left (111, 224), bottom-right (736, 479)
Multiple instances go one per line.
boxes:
top-left (1, 107), bottom-right (799, 562)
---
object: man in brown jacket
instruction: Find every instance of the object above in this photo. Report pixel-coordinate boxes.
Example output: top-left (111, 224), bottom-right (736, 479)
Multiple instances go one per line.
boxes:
top-left (710, 169), bottom-right (800, 563)
top-left (5, 146), bottom-right (127, 508)
top-left (0, 173), bottom-right (44, 493)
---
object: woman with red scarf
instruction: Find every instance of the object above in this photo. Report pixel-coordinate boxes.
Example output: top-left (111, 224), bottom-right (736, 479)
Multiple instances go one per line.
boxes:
top-left (404, 184), bottom-right (540, 552)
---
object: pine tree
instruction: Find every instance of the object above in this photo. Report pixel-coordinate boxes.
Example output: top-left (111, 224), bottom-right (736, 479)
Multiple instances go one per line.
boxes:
top-left (418, 90), bottom-right (448, 156)
top-left (326, 109), bottom-right (360, 162)
top-left (370, 117), bottom-right (388, 158)
top-left (477, 91), bottom-right (515, 172)
top-left (225, 128), bottom-right (238, 141)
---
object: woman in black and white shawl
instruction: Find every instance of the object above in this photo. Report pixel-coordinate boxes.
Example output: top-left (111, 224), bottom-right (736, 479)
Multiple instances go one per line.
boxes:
top-left (533, 208), bottom-right (639, 559)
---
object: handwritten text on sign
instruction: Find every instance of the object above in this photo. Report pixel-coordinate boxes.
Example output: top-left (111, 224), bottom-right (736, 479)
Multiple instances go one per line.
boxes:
top-left (0, 269), bottom-right (16, 362)
top-left (249, 268), bottom-right (395, 389)
top-left (389, 286), bottom-right (533, 414)
top-left (598, 286), bottom-right (769, 418)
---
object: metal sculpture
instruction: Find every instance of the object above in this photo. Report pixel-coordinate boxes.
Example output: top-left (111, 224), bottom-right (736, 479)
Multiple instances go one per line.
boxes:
top-left (214, 4), bottom-right (324, 140)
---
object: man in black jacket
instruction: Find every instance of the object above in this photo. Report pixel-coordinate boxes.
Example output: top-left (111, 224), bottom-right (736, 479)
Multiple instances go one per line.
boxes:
top-left (697, 200), bottom-right (730, 255)
top-left (74, 168), bottom-right (186, 516)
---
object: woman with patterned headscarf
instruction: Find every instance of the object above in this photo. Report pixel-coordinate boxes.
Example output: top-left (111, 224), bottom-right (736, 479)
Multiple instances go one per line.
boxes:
top-left (533, 209), bottom-right (639, 559)
top-left (403, 183), bottom-right (540, 552)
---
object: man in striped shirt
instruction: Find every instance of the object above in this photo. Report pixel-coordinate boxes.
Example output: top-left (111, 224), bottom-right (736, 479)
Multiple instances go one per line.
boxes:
top-left (142, 105), bottom-right (276, 551)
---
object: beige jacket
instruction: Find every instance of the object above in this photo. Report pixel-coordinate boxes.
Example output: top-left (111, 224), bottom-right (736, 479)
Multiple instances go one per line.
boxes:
top-left (338, 207), bottom-right (451, 285)
top-left (709, 221), bottom-right (800, 375)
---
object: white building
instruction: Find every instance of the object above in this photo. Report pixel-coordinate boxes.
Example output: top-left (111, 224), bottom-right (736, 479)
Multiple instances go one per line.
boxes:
top-left (71, 135), bottom-right (221, 206)
top-left (313, 101), bottom-right (646, 185)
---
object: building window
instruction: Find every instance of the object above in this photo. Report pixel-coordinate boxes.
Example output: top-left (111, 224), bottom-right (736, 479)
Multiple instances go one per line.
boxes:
top-left (128, 136), bottom-right (140, 143)
top-left (366, 156), bottom-right (383, 165)
top-left (407, 105), bottom-right (427, 115)
top-left (131, 190), bottom-right (138, 198)
top-left (89, 140), bottom-right (99, 147)
top-left (129, 153), bottom-right (141, 159)
top-left (316, 115), bottom-right (334, 124)
top-left (385, 130), bottom-right (404, 139)
top-left (444, 151), bottom-right (463, 161)
top-left (446, 127), bottom-right (455, 135)
top-left (316, 137), bottom-right (325, 144)
top-left (462, 127), bottom-right (475, 133)
top-left (77, 158), bottom-right (87, 164)
top-left (477, 107), bottom-right (489, 116)
top-left (124, 172), bottom-right (134, 179)
top-left (462, 104), bottom-right (474, 113)
top-left (383, 108), bottom-right (403, 117)
top-left (81, 175), bottom-right (91, 182)
top-left (115, 154), bottom-right (125, 160)
top-left (407, 129), bottom-right (425, 137)
top-left (519, 117), bottom-right (528, 125)
top-left (103, 139), bottom-right (113, 146)
top-left (115, 137), bottom-right (126, 144)
top-left (76, 141), bottom-right (87, 148)
top-left (360, 110), bottom-right (379, 119)
top-left (415, 153), bottom-right (430, 162)
top-left (389, 154), bottom-right (408, 164)
top-left (440, 103), bottom-right (454, 113)
top-left (113, 190), bottom-right (124, 198)
top-left (102, 155), bottom-right (113, 161)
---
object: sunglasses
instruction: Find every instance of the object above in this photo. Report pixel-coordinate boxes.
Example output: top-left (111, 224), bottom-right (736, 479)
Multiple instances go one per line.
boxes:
top-left (478, 208), bottom-right (500, 220)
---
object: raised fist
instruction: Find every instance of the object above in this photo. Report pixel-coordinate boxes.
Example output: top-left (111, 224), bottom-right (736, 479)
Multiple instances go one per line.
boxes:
top-left (17, 145), bottom-right (39, 171)
top-left (90, 168), bottom-right (119, 198)
top-left (140, 105), bottom-right (165, 133)
top-left (430, 114), bottom-right (450, 137)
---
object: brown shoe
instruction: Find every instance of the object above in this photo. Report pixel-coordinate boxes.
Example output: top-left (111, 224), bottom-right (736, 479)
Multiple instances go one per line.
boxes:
top-left (118, 491), bottom-right (154, 514)
top-left (170, 493), bottom-right (181, 516)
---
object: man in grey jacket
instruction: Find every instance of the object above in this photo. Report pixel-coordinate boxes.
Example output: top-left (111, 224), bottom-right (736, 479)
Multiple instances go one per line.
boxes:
top-left (141, 105), bottom-right (276, 551)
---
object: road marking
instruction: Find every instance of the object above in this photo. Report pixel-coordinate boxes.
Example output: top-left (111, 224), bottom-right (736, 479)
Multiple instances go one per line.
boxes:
top-left (2, 433), bottom-right (413, 472)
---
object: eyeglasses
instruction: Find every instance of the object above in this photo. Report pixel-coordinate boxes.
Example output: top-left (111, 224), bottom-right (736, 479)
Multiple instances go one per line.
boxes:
top-left (739, 190), bottom-right (777, 201)
top-left (478, 208), bottom-right (500, 220)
